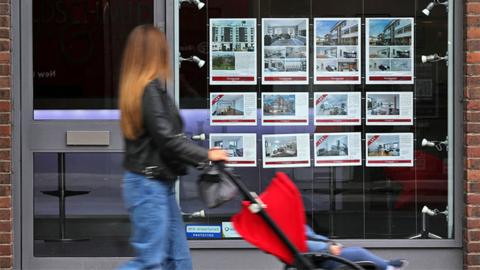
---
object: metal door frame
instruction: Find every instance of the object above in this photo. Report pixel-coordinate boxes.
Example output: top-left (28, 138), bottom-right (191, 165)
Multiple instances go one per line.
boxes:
top-left (14, 1), bottom-right (165, 269)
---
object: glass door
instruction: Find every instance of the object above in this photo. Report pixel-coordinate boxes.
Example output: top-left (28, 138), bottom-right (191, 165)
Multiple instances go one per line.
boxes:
top-left (21, 1), bottom-right (163, 268)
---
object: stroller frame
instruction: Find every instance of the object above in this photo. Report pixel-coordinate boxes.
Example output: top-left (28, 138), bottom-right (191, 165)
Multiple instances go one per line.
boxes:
top-left (222, 166), bottom-right (370, 270)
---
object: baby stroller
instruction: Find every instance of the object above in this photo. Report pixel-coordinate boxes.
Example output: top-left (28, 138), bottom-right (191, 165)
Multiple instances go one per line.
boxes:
top-left (198, 163), bottom-right (378, 270)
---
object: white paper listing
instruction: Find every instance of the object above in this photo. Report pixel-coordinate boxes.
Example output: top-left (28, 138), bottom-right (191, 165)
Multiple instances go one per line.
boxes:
top-left (263, 133), bottom-right (311, 168)
top-left (262, 92), bottom-right (309, 126)
top-left (210, 19), bottom-right (257, 85)
top-left (314, 92), bottom-right (361, 126)
top-left (262, 18), bottom-right (309, 85)
top-left (314, 133), bottom-right (362, 167)
top-left (210, 92), bottom-right (257, 126)
top-left (210, 133), bottom-right (257, 167)
top-left (314, 18), bottom-right (361, 85)
top-left (366, 133), bottom-right (414, 167)
top-left (366, 18), bottom-right (414, 84)
top-left (366, 92), bottom-right (413, 125)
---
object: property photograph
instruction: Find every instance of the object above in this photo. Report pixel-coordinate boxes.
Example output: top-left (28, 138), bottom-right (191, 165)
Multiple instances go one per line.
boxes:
top-left (211, 19), bottom-right (255, 52)
top-left (367, 135), bottom-right (401, 156)
top-left (264, 59), bottom-right (285, 72)
top-left (264, 47), bottom-right (286, 59)
top-left (338, 59), bottom-right (358, 72)
top-left (316, 94), bottom-right (348, 116)
top-left (367, 94), bottom-right (400, 116)
top-left (315, 19), bottom-right (359, 46)
top-left (370, 47), bottom-right (391, 58)
top-left (286, 47), bottom-right (307, 58)
top-left (391, 46), bottom-right (411, 58)
top-left (212, 52), bottom-right (235, 70)
top-left (368, 18), bottom-right (412, 46)
top-left (369, 59), bottom-right (391, 71)
top-left (263, 19), bottom-right (307, 46)
top-left (263, 94), bottom-right (296, 116)
top-left (316, 47), bottom-right (337, 58)
top-left (391, 59), bottom-right (412, 71)
top-left (317, 59), bottom-right (338, 72)
top-left (211, 94), bottom-right (244, 116)
top-left (317, 135), bottom-right (349, 157)
top-left (212, 136), bottom-right (244, 157)
top-left (338, 46), bottom-right (358, 58)
top-left (285, 59), bottom-right (307, 72)
top-left (265, 136), bottom-right (298, 158)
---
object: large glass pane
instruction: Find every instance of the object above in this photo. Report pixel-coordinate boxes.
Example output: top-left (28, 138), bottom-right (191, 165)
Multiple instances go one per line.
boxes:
top-left (33, 0), bottom-right (153, 118)
top-left (177, 0), bottom-right (451, 241)
top-left (33, 152), bottom-right (131, 257)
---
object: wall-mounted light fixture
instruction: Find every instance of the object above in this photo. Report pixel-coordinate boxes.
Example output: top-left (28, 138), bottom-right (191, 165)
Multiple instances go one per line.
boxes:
top-left (179, 55), bottom-right (206, 68)
top-left (422, 0), bottom-right (448, 16)
top-left (422, 137), bottom-right (448, 151)
top-left (421, 53), bottom-right (448, 64)
top-left (179, 0), bottom-right (205, 10)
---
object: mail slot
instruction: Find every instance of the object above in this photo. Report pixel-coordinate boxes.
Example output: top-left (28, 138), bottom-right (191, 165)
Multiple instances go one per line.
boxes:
top-left (66, 131), bottom-right (110, 146)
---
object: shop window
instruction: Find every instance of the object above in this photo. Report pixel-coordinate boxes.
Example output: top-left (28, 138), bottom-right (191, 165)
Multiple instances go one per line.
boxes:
top-left (177, 0), bottom-right (451, 241)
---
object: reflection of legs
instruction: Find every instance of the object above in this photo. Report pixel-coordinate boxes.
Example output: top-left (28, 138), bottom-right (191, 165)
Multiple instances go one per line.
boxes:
top-left (164, 188), bottom-right (193, 270)
top-left (322, 247), bottom-right (389, 270)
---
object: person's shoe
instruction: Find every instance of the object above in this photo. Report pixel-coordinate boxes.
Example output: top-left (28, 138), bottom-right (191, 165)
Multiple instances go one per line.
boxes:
top-left (388, 259), bottom-right (409, 269)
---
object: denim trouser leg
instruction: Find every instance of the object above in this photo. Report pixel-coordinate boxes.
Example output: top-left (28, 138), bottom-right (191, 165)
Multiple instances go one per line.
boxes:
top-left (321, 247), bottom-right (389, 270)
top-left (118, 172), bottom-right (192, 270)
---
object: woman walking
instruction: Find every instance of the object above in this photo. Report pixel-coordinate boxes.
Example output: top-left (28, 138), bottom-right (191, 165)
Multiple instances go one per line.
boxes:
top-left (118, 25), bottom-right (227, 270)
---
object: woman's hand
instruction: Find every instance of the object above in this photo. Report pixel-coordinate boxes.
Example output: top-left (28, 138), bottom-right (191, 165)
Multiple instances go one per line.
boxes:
top-left (329, 244), bottom-right (342, 256)
top-left (208, 148), bottom-right (229, 161)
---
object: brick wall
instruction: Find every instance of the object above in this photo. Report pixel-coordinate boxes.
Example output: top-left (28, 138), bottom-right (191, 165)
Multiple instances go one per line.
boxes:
top-left (466, 1), bottom-right (480, 269)
top-left (0, 0), bottom-right (10, 269)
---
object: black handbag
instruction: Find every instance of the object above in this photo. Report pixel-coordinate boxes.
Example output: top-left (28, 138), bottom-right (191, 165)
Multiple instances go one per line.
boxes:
top-left (197, 162), bottom-right (239, 208)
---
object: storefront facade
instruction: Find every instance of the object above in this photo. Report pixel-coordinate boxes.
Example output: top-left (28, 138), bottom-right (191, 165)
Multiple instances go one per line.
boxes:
top-left (0, 0), bottom-right (477, 269)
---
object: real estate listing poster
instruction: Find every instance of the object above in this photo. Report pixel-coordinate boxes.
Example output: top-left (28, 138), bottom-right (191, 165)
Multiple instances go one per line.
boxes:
top-left (262, 18), bottom-right (309, 84)
top-left (314, 18), bottom-right (361, 85)
top-left (209, 133), bottom-right (257, 167)
top-left (262, 92), bottom-right (309, 125)
top-left (314, 133), bottom-right (362, 167)
top-left (262, 133), bottom-right (311, 168)
top-left (314, 92), bottom-right (361, 126)
top-left (366, 18), bottom-right (414, 84)
top-left (210, 19), bottom-right (257, 85)
top-left (366, 133), bottom-right (414, 167)
top-left (366, 92), bottom-right (413, 125)
top-left (210, 92), bottom-right (257, 126)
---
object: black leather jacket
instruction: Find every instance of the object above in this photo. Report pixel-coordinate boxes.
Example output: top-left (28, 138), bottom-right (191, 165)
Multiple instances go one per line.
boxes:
top-left (123, 80), bottom-right (208, 180)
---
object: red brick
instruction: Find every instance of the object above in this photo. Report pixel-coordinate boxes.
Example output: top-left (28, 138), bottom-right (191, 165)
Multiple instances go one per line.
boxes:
top-left (0, 161), bottom-right (10, 173)
top-left (0, 233), bottom-right (11, 245)
top-left (0, 257), bottom-right (12, 268)
top-left (0, 175), bottom-right (11, 185)
top-left (0, 245), bottom-right (11, 256)
top-left (468, 242), bottom-right (480, 252)
top-left (467, 253), bottom-right (480, 265)
top-left (466, 123), bottom-right (480, 133)
top-left (467, 112), bottom-right (480, 122)
top-left (468, 194), bottom-right (480, 204)
top-left (467, 65), bottom-right (480, 76)
top-left (467, 218), bottom-right (480, 229)
top-left (468, 3), bottom-right (480, 14)
top-left (467, 206), bottom-right (480, 217)
top-left (467, 148), bottom-right (480, 158)
top-left (468, 100), bottom-right (480, 110)
top-left (467, 17), bottom-right (480, 28)
top-left (0, 52), bottom-right (10, 63)
top-left (468, 52), bottom-right (480, 64)
top-left (0, 222), bottom-right (11, 233)
top-left (468, 182), bottom-right (480, 193)
top-left (467, 27), bottom-right (480, 39)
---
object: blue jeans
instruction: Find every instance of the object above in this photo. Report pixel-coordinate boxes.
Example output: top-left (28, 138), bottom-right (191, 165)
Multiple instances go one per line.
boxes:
top-left (308, 241), bottom-right (388, 270)
top-left (118, 172), bottom-right (192, 270)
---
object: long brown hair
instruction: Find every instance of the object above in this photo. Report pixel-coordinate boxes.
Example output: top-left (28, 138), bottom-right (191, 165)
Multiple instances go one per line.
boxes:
top-left (119, 25), bottom-right (171, 140)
